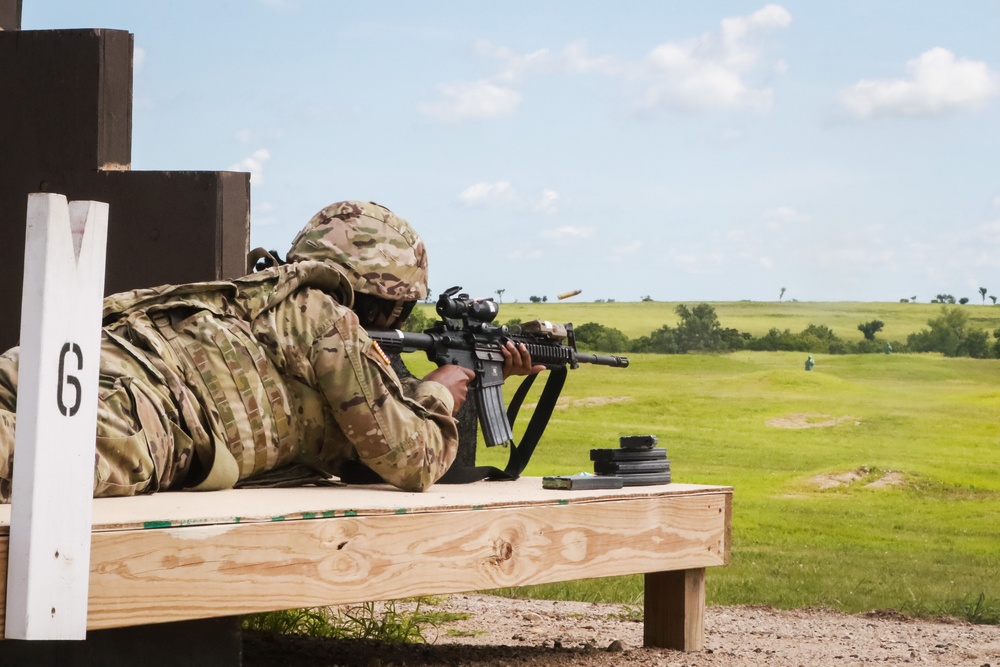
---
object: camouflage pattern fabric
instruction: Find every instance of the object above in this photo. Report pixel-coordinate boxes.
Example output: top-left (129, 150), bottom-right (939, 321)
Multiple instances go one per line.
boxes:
top-left (287, 201), bottom-right (429, 301)
top-left (0, 260), bottom-right (459, 502)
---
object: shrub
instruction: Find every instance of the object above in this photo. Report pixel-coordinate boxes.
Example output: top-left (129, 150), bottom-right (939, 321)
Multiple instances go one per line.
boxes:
top-left (747, 328), bottom-right (810, 352)
top-left (720, 327), bottom-right (751, 351)
top-left (630, 325), bottom-right (680, 354)
top-left (907, 306), bottom-right (995, 358)
top-left (574, 322), bottom-right (630, 353)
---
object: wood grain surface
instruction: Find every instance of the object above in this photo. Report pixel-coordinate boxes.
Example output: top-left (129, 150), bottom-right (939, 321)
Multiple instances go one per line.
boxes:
top-left (0, 480), bottom-right (732, 635)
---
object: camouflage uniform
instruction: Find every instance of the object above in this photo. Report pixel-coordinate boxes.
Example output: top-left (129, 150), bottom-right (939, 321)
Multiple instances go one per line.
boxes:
top-left (0, 202), bottom-right (458, 501)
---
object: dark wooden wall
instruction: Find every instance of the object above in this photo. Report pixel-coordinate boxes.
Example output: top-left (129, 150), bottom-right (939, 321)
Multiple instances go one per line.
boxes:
top-left (0, 24), bottom-right (250, 349)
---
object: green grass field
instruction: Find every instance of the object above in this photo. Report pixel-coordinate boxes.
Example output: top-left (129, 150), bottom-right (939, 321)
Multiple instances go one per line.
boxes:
top-left (408, 302), bottom-right (1000, 623)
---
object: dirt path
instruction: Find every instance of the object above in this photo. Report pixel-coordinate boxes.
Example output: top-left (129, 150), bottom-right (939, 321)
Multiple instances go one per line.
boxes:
top-left (243, 594), bottom-right (1000, 667)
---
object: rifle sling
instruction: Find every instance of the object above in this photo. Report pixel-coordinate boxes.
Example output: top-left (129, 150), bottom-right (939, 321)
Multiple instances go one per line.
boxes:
top-left (438, 366), bottom-right (567, 484)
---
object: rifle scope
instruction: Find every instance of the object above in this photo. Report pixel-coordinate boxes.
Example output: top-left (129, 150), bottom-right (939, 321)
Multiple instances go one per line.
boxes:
top-left (436, 286), bottom-right (499, 324)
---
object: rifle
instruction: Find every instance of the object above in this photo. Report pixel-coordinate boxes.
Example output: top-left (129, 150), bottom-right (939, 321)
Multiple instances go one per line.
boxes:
top-left (368, 287), bottom-right (628, 481)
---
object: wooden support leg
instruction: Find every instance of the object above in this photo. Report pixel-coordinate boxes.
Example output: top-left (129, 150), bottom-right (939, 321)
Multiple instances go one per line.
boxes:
top-left (643, 568), bottom-right (705, 651)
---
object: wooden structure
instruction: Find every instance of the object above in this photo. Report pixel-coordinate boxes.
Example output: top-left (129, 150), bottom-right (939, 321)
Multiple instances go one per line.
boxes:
top-left (0, 479), bottom-right (731, 650)
top-left (0, 8), bottom-right (249, 351)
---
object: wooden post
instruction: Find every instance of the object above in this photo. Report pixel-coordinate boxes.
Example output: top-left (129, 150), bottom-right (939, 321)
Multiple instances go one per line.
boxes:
top-left (0, 0), bottom-right (21, 31)
top-left (644, 567), bottom-right (706, 651)
top-left (4, 193), bottom-right (109, 640)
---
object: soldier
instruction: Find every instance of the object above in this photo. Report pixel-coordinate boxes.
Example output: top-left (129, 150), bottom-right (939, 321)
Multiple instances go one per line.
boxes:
top-left (0, 200), bottom-right (531, 501)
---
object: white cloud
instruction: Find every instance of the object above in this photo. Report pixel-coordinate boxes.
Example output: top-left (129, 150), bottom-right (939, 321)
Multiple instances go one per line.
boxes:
top-left (472, 41), bottom-right (551, 83)
top-left (229, 148), bottom-right (271, 187)
top-left (457, 182), bottom-right (559, 214)
top-left (640, 4), bottom-right (792, 112)
top-left (418, 80), bottom-right (521, 122)
top-left (992, 195), bottom-right (1000, 208)
top-left (759, 256), bottom-right (774, 269)
top-left (421, 6), bottom-right (790, 122)
top-left (533, 189), bottom-right (559, 213)
top-left (840, 47), bottom-right (1000, 119)
top-left (235, 129), bottom-right (253, 145)
top-left (472, 39), bottom-right (621, 82)
top-left (721, 4), bottom-right (793, 64)
top-left (458, 181), bottom-right (515, 206)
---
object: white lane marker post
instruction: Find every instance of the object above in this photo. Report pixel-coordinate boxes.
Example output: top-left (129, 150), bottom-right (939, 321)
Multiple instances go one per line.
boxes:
top-left (5, 193), bottom-right (109, 640)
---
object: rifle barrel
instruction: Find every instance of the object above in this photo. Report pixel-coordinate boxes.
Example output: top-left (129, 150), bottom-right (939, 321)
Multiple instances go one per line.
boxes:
top-left (576, 352), bottom-right (630, 368)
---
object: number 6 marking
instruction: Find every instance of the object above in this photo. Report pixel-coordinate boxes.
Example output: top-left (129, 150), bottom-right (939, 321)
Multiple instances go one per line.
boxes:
top-left (57, 342), bottom-right (83, 417)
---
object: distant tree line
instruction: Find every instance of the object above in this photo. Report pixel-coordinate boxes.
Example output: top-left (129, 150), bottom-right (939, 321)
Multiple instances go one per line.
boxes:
top-left (402, 301), bottom-right (1000, 359)
top-left (568, 304), bottom-right (1000, 359)
top-left (901, 287), bottom-right (998, 305)
top-left (912, 287), bottom-right (997, 306)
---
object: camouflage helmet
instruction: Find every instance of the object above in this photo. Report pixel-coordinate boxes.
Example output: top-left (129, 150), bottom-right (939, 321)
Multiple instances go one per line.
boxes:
top-left (287, 201), bottom-right (428, 301)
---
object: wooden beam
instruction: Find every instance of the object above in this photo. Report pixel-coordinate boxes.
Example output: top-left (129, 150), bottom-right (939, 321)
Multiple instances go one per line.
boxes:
top-left (643, 568), bottom-right (706, 651)
top-left (0, 0), bottom-right (21, 31)
top-left (0, 484), bottom-right (731, 633)
top-left (0, 170), bottom-right (250, 350)
top-left (0, 29), bottom-right (133, 172)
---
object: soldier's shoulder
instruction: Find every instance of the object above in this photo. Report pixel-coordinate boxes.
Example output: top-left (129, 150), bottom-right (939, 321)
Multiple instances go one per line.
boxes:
top-left (238, 261), bottom-right (353, 316)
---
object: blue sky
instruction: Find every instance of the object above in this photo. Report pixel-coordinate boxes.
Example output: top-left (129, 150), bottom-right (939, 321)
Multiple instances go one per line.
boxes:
top-left (22, 2), bottom-right (1000, 304)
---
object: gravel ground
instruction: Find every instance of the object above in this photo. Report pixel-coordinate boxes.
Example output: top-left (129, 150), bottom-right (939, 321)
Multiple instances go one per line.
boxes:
top-left (243, 594), bottom-right (1000, 667)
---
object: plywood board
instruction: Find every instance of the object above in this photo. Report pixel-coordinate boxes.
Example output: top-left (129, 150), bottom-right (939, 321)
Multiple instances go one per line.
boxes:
top-left (0, 479), bottom-right (733, 532)
top-left (0, 480), bottom-right (731, 634)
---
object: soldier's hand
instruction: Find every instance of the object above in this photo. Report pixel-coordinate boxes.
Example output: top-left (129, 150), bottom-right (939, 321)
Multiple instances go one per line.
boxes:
top-left (501, 341), bottom-right (545, 379)
top-left (423, 365), bottom-right (476, 415)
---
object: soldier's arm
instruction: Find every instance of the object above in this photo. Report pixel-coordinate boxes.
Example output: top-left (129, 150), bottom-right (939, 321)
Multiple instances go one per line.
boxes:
top-left (262, 289), bottom-right (461, 491)
top-left (310, 313), bottom-right (461, 491)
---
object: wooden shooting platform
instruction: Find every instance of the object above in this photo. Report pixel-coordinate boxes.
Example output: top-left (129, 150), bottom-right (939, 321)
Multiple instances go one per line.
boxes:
top-left (0, 479), bottom-right (731, 650)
